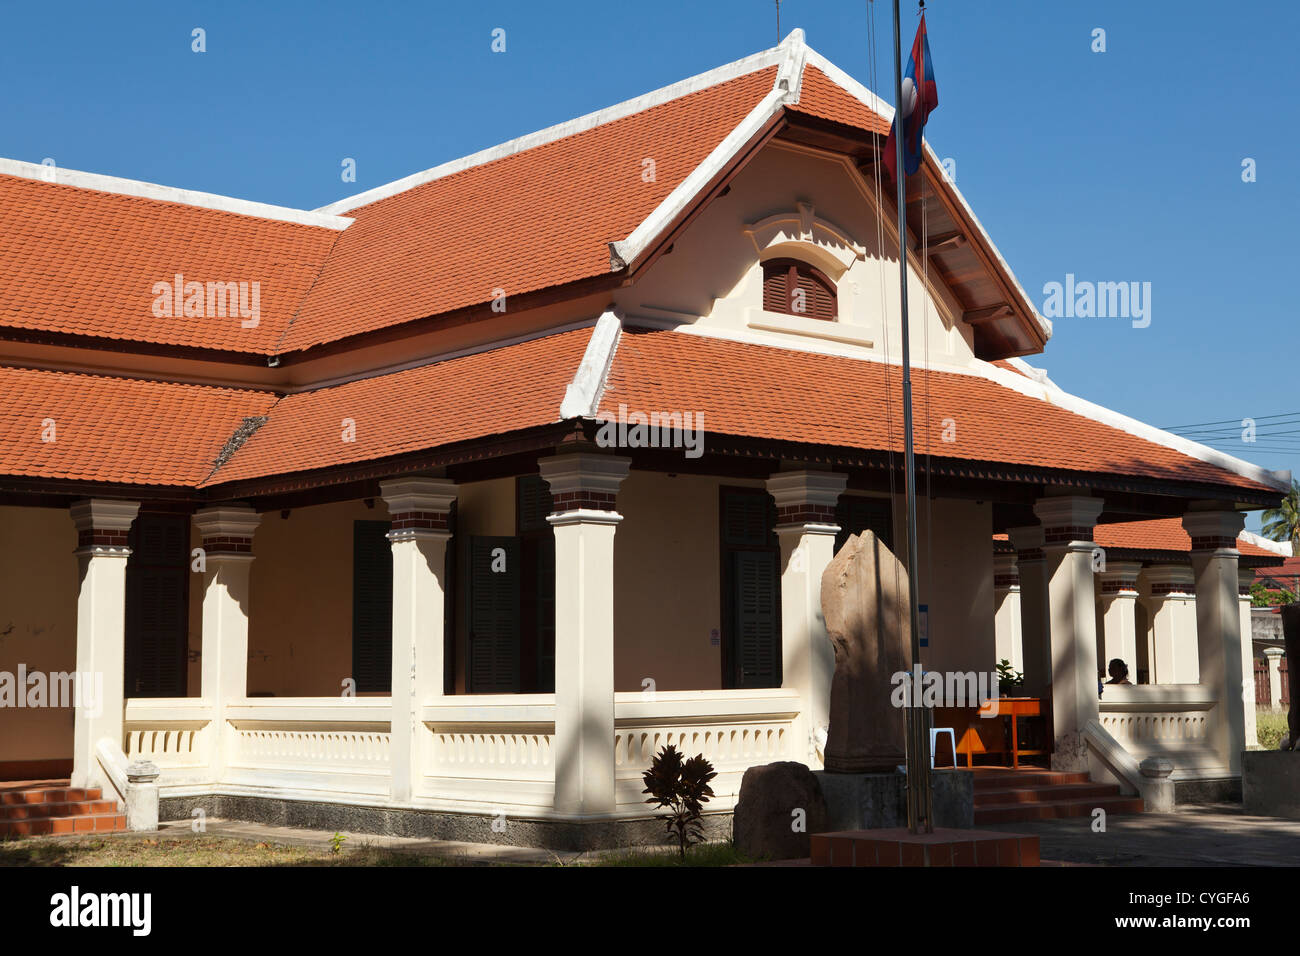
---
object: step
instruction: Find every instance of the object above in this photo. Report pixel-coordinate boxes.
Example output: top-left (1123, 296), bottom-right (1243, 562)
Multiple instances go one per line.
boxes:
top-left (974, 795), bottom-right (1145, 825)
top-left (0, 799), bottom-right (119, 820)
top-left (972, 772), bottom-right (1090, 789)
top-left (0, 812), bottom-right (126, 838)
top-left (973, 783), bottom-right (1122, 806)
top-left (0, 787), bottom-right (102, 806)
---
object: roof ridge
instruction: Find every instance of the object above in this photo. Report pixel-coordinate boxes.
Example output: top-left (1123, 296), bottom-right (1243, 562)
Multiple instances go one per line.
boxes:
top-left (0, 362), bottom-right (276, 394)
top-left (314, 36), bottom-right (802, 217)
top-left (0, 158), bottom-right (353, 231)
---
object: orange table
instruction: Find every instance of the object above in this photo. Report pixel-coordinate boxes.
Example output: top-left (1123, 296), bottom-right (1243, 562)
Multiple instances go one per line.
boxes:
top-left (933, 697), bottom-right (1044, 769)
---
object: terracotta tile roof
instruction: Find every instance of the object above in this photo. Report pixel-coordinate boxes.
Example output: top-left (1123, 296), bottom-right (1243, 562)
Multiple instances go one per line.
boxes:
top-left (1256, 556), bottom-right (1300, 583)
top-left (204, 327), bottom-right (591, 485)
top-left (0, 173), bottom-right (338, 353)
top-left (281, 67), bottom-right (779, 354)
top-left (789, 65), bottom-right (890, 134)
top-left (994, 521), bottom-right (1280, 558)
top-left (601, 328), bottom-right (1276, 494)
top-left (0, 365), bottom-right (276, 485)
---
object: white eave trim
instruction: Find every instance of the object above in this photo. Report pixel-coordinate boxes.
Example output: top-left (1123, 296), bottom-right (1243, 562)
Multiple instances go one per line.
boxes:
top-left (559, 310), bottom-right (622, 419)
top-left (315, 42), bottom-right (793, 216)
top-left (0, 157), bottom-right (353, 231)
top-left (1240, 531), bottom-right (1293, 557)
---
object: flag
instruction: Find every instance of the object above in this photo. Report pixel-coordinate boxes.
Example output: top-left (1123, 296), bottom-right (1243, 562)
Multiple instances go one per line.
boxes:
top-left (883, 11), bottom-right (938, 182)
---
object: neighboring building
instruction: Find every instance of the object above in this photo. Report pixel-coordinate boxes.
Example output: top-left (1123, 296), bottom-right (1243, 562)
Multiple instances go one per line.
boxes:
top-left (0, 31), bottom-right (1288, 842)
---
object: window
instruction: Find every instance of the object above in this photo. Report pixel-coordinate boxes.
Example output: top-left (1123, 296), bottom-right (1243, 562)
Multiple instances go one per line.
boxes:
top-left (352, 519), bottom-right (393, 693)
top-left (834, 495), bottom-right (894, 555)
top-left (762, 257), bottom-right (837, 321)
top-left (125, 512), bottom-right (189, 697)
top-left (720, 487), bottom-right (781, 689)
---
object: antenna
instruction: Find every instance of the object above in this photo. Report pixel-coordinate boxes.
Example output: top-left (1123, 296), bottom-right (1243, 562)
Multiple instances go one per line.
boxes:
top-left (776, 0), bottom-right (781, 45)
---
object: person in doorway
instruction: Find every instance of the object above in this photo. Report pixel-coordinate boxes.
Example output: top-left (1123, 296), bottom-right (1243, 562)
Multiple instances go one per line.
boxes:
top-left (1105, 658), bottom-right (1133, 685)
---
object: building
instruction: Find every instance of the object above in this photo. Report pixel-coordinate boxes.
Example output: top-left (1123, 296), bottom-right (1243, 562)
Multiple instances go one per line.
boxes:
top-left (0, 31), bottom-right (1287, 844)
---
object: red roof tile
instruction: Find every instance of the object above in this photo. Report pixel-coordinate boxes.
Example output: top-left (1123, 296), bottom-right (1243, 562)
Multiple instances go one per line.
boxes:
top-left (0, 174), bottom-right (337, 353)
top-left (601, 328), bottom-right (1275, 494)
top-left (996, 521), bottom-right (1280, 558)
top-left (204, 327), bottom-right (590, 485)
top-left (0, 365), bottom-right (276, 485)
top-left (789, 65), bottom-right (890, 134)
top-left (282, 68), bottom-right (779, 354)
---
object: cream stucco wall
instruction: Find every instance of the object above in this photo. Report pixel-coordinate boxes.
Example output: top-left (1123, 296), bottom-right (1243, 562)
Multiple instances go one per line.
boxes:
top-left (0, 505), bottom-right (79, 764)
top-left (617, 139), bottom-right (975, 371)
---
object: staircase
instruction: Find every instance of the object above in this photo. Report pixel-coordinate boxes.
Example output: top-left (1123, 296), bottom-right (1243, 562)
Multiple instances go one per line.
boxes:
top-left (973, 770), bottom-right (1144, 825)
top-left (0, 780), bottom-right (126, 838)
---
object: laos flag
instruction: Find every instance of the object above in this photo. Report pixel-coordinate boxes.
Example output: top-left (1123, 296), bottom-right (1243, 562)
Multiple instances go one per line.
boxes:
top-left (883, 12), bottom-right (938, 182)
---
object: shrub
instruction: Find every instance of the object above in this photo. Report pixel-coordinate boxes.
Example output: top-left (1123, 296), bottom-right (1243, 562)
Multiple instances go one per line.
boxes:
top-left (641, 744), bottom-right (717, 859)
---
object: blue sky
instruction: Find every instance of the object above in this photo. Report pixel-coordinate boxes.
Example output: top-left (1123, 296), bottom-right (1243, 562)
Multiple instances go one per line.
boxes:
top-left (2, 0), bottom-right (1296, 527)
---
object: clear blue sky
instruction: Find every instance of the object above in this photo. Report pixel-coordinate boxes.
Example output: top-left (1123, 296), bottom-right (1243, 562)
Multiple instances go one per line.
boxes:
top-left (2, 0), bottom-right (1296, 526)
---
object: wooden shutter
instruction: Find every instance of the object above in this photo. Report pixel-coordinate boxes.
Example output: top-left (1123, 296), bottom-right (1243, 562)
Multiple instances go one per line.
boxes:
top-left (762, 258), bottom-right (837, 320)
top-left (732, 549), bottom-right (780, 687)
top-left (469, 536), bottom-right (521, 693)
top-left (720, 489), bottom-right (781, 689)
top-left (125, 513), bottom-right (189, 697)
top-left (352, 520), bottom-right (393, 693)
top-left (835, 496), bottom-right (894, 555)
top-left (517, 475), bottom-right (554, 533)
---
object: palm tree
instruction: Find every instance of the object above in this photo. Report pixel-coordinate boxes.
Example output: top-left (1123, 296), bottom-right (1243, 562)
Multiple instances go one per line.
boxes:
top-left (1262, 479), bottom-right (1300, 556)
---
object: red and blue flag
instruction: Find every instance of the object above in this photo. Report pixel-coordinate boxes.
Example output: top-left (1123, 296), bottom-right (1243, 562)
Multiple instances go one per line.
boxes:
top-left (883, 12), bottom-right (938, 182)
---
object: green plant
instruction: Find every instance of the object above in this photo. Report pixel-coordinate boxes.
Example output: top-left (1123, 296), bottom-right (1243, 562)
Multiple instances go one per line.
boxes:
top-left (1251, 581), bottom-right (1295, 608)
top-left (641, 744), bottom-right (717, 860)
top-left (996, 658), bottom-right (1024, 695)
top-left (329, 832), bottom-right (347, 856)
top-left (1262, 479), bottom-right (1300, 556)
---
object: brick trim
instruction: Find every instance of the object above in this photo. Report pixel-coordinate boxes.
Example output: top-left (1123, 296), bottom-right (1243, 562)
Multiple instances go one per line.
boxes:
top-left (776, 504), bottom-right (837, 525)
top-left (1043, 525), bottom-right (1095, 545)
top-left (389, 510), bottom-right (450, 532)
top-left (77, 529), bottom-right (129, 548)
top-left (1151, 582), bottom-right (1195, 597)
top-left (202, 535), bottom-right (253, 555)
top-left (1189, 535), bottom-right (1237, 552)
top-left (1100, 579), bottom-right (1139, 595)
top-left (550, 490), bottom-right (618, 513)
top-left (993, 573), bottom-right (1020, 589)
top-left (1015, 548), bottom-right (1045, 563)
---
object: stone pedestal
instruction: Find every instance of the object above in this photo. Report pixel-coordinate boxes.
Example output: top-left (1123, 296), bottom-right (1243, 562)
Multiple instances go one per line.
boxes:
top-left (1243, 751), bottom-right (1300, 818)
top-left (814, 769), bottom-right (973, 831)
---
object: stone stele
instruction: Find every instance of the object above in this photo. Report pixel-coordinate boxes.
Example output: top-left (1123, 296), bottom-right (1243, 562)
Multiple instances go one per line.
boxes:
top-left (819, 530), bottom-right (911, 773)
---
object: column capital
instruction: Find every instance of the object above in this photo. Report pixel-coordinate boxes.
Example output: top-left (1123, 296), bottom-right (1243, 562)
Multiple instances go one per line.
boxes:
top-left (1097, 560), bottom-right (1143, 594)
top-left (1181, 510), bottom-right (1245, 553)
top-left (1032, 495), bottom-right (1104, 546)
top-left (380, 477), bottom-right (457, 541)
top-left (70, 498), bottom-right (141, 556)
top-left (194, 504), bottom-right (261, 557)
top-left (539, 452), bottom-right (631, 515)
top-left (1264, 645), bottom-right (1285, 659)
top-left (766, 470), bottom-right (847, 532)
top-left (1007, 525), bottom-right (1045, 561)
top-left (1144, 564), bottom-right (1196, 596)
top-left (993, 552), bottom-right (1019, 590)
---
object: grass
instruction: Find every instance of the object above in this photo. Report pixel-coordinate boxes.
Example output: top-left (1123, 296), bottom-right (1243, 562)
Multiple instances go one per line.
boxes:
top-left (586, 841), bottom-right (753, 867)
top-left (0, 835), bottom-right (472, 867)
top-left (1256, 709), bottom-right (1290, 750)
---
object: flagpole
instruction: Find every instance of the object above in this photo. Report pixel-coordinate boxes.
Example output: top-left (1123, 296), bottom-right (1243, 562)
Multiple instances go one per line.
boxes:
top-left (892, 0), bottom-right (934, 834)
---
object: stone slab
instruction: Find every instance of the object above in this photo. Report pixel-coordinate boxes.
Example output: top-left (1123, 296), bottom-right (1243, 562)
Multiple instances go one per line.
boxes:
top-left (815, 768), bottom-right (973, 831)
top-left (1243, 751), bottom-right (1300, 818)
top-left (811, 826), bottom-right (1039, 867)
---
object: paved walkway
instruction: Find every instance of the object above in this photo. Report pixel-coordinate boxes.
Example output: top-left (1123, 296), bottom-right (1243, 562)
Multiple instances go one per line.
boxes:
top-left (985, 804), bottom-right (1300, 866)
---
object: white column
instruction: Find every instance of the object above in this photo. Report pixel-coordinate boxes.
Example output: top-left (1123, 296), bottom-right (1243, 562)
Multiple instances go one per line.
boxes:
top-left (1265, 646), bottom-right (1285, 710)
top-left (1033, 494), bottom-right (1105, 772)
top-left (1097, 561), bottom-right (1142, 678)
top-left (1183, 509), bottom-right (1247, 775)
top-left (1143, 566), bottom-right (1199, 684)
top-left (992, 552), bottom-right (1023, 673)
top-left (70, 499), bottom-right (141, 790)
top-left (1008, 526), bottom-right (1050, 698)
top-left (766, 470), bottom-right (847, 768)
top-left (193, 505), bottom-right (261, 784)
top-left (540, 452), bottom-right (630, 816)
top-left (380, 478), bottom-right (456, 804)
top-left (1238, 568), bottom-right (1259, 747)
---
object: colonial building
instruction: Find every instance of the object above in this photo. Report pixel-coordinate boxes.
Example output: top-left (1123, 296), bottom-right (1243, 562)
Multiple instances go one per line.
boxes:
top-left (0, 31), bottom-right (1286, 843)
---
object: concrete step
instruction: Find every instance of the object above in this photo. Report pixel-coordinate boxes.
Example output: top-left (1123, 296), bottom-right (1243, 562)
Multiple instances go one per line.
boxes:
top-left (973, 783), bottom-right (1122, 806)
top-left (0, 812), bottom-right (127, 838)
top-left (974, 795), bottom-right (1145, 825)
top-left (972, 771), bottom-right (1090, 789)
top-left (0, 799), bottom-right (119, 820)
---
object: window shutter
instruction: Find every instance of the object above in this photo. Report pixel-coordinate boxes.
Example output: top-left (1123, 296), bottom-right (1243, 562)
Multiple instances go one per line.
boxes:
top-left (352, 520), bottom-right (393, 693)
top-left (469, 536), bottom-right (521, 693)
top-left (763, 263), bottom-right (790, 313)
top-left (532, 537), bottom-right (556, 693)
top-left (517, 475), bottom-right (554, 533)
top-left (732, 549), bottom-right (780, 688)
top-left (835, 496), bottom-right (894, 555)
top-left (125, 514), bottom-right (189, 697)
top-left (762, 258), bottom-right (837, 320)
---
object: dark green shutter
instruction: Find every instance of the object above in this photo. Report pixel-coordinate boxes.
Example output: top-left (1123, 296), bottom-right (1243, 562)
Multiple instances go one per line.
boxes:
top-left (125, 513), bottom-right (189, 697)
top-left (469, 536), bottom-right (521, 693)
top-left (835, 495), bottom-right (893, 554)
top-left (721, 489), bottom-right (781, 689)
top-left (352, 520), bottom-right (393, 693)
top-left (732, 549), bottom-right (780, 687)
